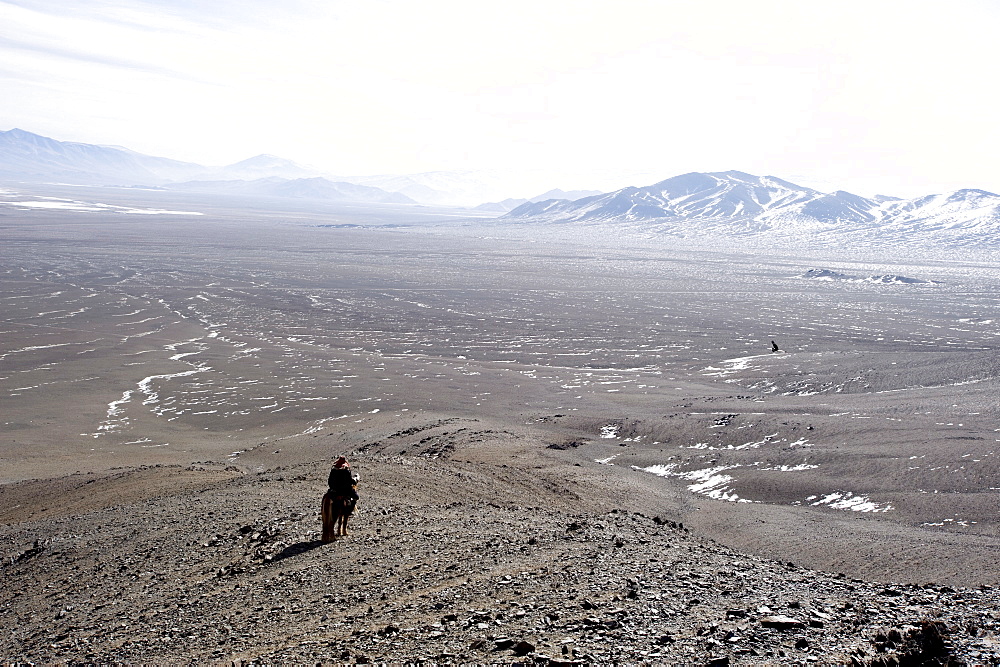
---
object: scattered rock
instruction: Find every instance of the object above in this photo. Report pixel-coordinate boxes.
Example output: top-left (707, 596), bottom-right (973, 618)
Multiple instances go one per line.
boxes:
top-left (3, 449), bottom-right (999, 665)
top-left (511, 640), bottom-right (535, 656)
top-left (760, 615), bottom-right (806, 630)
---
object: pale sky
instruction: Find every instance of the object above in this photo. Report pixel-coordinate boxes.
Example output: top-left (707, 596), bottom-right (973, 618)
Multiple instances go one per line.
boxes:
top-left (3, 0), bottom-right (1000, 197)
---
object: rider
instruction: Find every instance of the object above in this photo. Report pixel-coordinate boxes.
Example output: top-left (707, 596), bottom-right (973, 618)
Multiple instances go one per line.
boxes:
top-left (328, 456), bottom-right (359, 506)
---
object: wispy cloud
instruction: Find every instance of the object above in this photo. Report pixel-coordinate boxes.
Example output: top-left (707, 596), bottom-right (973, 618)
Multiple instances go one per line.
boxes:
top-left (2, 0), bottom-right (1000, 196)
top-left (0, 35), bottom-right (211, 83)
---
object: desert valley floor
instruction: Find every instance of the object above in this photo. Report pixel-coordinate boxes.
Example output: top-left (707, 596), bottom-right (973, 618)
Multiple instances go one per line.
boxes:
top-left (2, 185), bottom-right (1000, 664)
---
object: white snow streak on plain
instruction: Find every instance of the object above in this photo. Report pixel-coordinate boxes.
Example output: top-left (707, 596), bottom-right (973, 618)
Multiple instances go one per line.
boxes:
top-left (701, 354), bottom-right (770, 377)
top-left (96, 390), bottom-right (134, 434)
top-left (806, 491), bottom-right (893, 513)
top-left (0, 199), bottom-right (202, 215)
top-left (637, 464), bottom-right (752, 503)
top-left (138, 370), bottom-right (205, 405)
top-left (637, 462), bottom-right (891, 513)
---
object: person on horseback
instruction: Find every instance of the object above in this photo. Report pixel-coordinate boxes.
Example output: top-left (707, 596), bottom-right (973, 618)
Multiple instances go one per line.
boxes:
top-left (322, 456), bottom-right (359, 541)
top-left (328, 456), bottom-right (359, 507)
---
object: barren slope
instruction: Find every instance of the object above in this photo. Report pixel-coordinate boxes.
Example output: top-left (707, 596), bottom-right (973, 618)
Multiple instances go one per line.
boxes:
top-left (3, 415), bottom-right (999, 664)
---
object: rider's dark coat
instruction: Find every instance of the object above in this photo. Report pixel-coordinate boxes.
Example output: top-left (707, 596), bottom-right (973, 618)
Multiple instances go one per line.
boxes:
top-left (328, 466), bottom-right (359, 500)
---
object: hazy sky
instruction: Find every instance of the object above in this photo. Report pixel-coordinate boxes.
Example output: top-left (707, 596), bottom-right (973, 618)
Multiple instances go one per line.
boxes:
top-left (3, 0), bottom-right (1000, 196)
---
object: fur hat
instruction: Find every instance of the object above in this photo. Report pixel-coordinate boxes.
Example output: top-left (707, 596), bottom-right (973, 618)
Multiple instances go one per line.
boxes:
top-left (334, 456), bottom-right (349, 468)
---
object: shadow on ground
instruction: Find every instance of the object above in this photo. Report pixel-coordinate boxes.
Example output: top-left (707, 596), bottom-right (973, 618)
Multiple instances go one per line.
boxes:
top-left (270, 540), bottom-right (327, 563)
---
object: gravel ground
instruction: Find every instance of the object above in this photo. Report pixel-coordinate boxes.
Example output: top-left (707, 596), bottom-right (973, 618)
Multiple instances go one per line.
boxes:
top-left (3, 417), bottom-right (999, 665)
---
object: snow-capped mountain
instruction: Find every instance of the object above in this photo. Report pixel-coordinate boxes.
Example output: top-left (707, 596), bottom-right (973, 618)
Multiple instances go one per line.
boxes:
top-left (879, 189), bottom-right (1000, 231)
top-left (504, 170), bottom-right (1000, 247)
top-left (0, 128), bottom-right (204, 184)
top-left (506, 171), bottom-right (870, 223)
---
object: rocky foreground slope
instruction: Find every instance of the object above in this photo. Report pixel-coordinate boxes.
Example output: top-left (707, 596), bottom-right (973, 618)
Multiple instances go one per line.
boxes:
top-left (2, 417), bottom-right (999, 665)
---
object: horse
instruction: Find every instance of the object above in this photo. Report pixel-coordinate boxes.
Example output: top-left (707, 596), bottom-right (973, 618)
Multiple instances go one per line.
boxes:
top-left (321, 488), bottom-right (356, 542)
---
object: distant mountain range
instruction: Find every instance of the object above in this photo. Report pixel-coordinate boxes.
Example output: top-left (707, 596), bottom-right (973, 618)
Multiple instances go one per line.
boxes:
top-left (164, 176), bottom-right (415, 204)
top-left (0, 128), bottom-right (411, 205)
top-left (348, 171), bottom-right (599, 208)
top-left (0, 128), bottom-right (593, 207)
top-left (504, 170), bottom-right (1000, 247)
top-left (474, 188), bottom-right (603, 213)
top-left (0, 127), bottom-right (205, 184)
top-left (206, 154), bottom-right (320, 181)
top-left (7, 129), bottom-right (1000, 244)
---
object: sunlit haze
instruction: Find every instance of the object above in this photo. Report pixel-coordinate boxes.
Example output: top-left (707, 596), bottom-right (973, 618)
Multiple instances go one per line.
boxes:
top-left (3, 0), bottom-right (1000, 198)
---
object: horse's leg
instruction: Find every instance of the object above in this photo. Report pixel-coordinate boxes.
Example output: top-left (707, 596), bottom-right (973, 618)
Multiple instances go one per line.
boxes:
top-left (343, 498), bottom-right (355, 536)
top-left (337, 501), bottom-right (348, 536)
top-left (321, 493), bottom-right (334, 543)
top-left (322, 494), bottom-right (330, 542)
top-left (341, 506), bottom-right (350, 536)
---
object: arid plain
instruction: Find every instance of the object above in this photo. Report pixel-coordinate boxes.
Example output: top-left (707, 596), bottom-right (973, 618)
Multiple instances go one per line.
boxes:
top-left (2, 184), bottom-right (1000, 662)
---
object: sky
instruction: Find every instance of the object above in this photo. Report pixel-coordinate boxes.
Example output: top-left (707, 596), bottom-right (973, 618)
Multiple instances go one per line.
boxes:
top-left (2, 0), bottom-right (1000, 198)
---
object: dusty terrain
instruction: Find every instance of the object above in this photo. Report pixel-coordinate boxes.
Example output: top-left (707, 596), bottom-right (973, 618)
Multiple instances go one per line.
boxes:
top-left (2, 184), bottom-right (1000, 663)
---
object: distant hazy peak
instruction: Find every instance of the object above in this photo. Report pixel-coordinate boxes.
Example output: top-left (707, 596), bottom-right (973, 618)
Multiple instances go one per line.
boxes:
top-left (528, 188), bottom-right (603, 203)
top-left (224, 153), bottom-right (305, 168)
top-left (1, 127), bottom-right (56, 140)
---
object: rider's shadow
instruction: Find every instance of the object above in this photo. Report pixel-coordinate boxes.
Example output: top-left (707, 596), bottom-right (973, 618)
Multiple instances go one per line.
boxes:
top-left (270, 539), bottom-right (326, 563)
